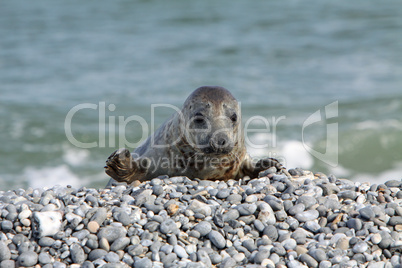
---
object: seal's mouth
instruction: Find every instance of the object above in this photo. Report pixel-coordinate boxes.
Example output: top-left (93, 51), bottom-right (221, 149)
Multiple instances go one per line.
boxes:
top-left (201, 146), bottom-right (233, 155)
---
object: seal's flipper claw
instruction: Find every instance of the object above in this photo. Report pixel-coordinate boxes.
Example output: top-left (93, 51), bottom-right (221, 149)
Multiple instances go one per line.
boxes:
top-left (104, 148), bottom-right (136, 183)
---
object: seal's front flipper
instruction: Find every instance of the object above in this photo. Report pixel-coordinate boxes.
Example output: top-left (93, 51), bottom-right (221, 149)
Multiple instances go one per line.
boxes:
top-left (104, 148), bottom-right (150, 184)
top-left (240, 155), bottom-right (291, 179)
top-left (255, 158), bottom-right (292, 178)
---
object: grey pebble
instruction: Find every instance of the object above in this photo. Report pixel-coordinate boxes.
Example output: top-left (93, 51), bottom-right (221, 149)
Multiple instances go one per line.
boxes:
top-left (217, 189), bottom-right (231, 199)
top-left (295, 210), bottom-right (319, 222)
top-left (197, 249), bottom-right (212, 267)
top-left (359, 206), bottom-right (375, 220)
top-left (70, 244), bottom-right (86, 264)
top-left (1, 221), bottom-right (13, 232)
top-left (38, 252), bottom-right (52, 265)
top-left (209, 231), bottom-right (226, 249)
top-left (282, 238), bottom-right (297, 250)
top-left (134, 257), bottom-right (152, 268)
top-left (242, 239), bottom-right (257, 252)
top-left (338, 190), bottom-right (357, 200)
top-left (115, 211), bottom-right (131, 226)
top-left (88, 249), bottom-right (108, 261)
top-left (38, 237), bottom-right (55, 247)
top-left (111, 237), bottom-right (130, 251)
top-left (17, 251), bottom-right (38, 267)
top-left (194, 221), bottom-right (212, 237)
top-left (296, 195), bottom-right (317, 209)
top-left (128, 245), bottom-right (144, 257)
top-left (389, 216), bottom-right (402, 226)
top-left (104, 252), bottom-right (120, 263)
top-left (0, 241), bottom-right (11, 262)
top-left (253, 248), bottom-right (270, 264)
top-left (263, 225), bottom-right (278, 241)
top-left (236, 204), bottom-right (257, 216)
top-left (226, 194), bottom-right (242, 204)
top-left (0, 260), bottom-right (16, 268)
top-left (97, 226), bottom-right (127, 243)
top-left (288, 203), bottom-right (305, 216)
top-left (223, 209), bottom-right (240, 222)
top-left (174, 245), bottom-right (188, 259)
top-left (91, 207), bottom-right (107, 225)
top-left (299, 253), bottom-right (318, 268)
top-left (160, 219), bottom-right (178, 235)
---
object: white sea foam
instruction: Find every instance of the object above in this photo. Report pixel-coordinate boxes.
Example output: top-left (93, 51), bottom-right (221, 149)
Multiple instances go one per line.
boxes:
top-left (24, 165), bottom-right (83, 189)
top-left (355, 119), bottom-right (402, 130)
top-left (62, 145), bottom-right (90, 166)
top-left (281, 140), bottom-right (314, 170)
top-left (246, 135), bottom-right (314, 170)
top-left (353, 162), bottom-right (402, 185)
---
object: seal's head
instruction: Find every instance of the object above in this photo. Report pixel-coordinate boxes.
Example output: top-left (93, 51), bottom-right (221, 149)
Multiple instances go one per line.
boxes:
top-left (181, 86), bottom-right (242, 155)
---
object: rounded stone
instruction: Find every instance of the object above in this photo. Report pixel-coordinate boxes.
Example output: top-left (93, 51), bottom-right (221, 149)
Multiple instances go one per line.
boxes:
top-left (128, 245), bottom-right (143, 257)
top-left (352, 242), bottom-right (368, 254)
top-left (263, 225), bottom-right (278, 242)
top-left (282, 238), bottom-right (297, 251)
top-left (226, 194), bottom-right (242, 204)
top-left (104, 252), bottom-right (120, 263)
top-left (194, 221), bottom-right (212, 237)
top-left (1, 220), bottom-right (13, 232)
top-left (38, 252), bottom-right (52, 265)
top-left (87, 221), bottom-right (100, 233)
top-left (0, 241), bottom-right (11, 261)
top-left (389, 216), bottom-right (402, 226)
top-left (17, 251), bottom-right (38, 267)
top-left (134, 257), bottom-right (152, 268)
top-left (223, 209), bottom-right (240, 222)
top-left (0, 260), bottom-right (16, 268)
top-left (296, 196), bottom-right (317, 209)
top-left (38, 237), bottom-right (55, 247)
top-left (359, 206), bottom-right (375, 220)
top-left (346, 218), bottom-right (362, 231)
top-left (91, 208), bottom-right (107, 225)
top-left (309, 248), bottom-right (326, 262)
top-left (295, 210), bottom-right (319, 222)
top-left (174, 245), bottom-right (189, 259)
top-left (88, 249), bottom-right (108, 261)
top-left (111, 237), bottom-right (130, 252)
top-left (242, 239), bottom-right (257, 252)
top-left (288, 203), bottom-right (305, 216)
top-left (115, 211), bottom-right (131, 226)
top-left (208, 231), bottom-right (226, 249)
top-left (217, 189), bottom-right (231, 199)
top-left (97, 226), bottom-right (127, 243)
top-left (299, 253), bottom-right (318, 268)
top-left (70, 244), bottom-right (86, 264)
top-left (188, 200), bottom-right (211, 216)
top-left (253, 249), bottom-right (270, 264)
top-left (236, 204), bottom-right (257, 216)
top-left (160, 219), bottom-right (178, 235)
top-left (371, 233), bottom-right (382, 244)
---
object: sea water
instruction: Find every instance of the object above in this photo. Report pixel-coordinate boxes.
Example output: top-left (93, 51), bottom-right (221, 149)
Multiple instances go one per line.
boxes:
top-left (1, 1), bottom-right (401, 190)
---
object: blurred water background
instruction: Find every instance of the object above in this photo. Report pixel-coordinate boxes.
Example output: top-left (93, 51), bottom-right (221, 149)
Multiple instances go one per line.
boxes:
top-left (1, 1), bottom-right (401, 190)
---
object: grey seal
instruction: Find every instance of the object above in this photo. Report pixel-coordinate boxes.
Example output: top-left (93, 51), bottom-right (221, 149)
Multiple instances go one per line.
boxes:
top-left (105, 86), bottom-right (290, 184)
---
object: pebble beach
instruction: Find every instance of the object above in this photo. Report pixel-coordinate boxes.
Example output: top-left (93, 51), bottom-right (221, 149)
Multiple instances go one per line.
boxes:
top-left (1, 168), bottom-right (402, 268)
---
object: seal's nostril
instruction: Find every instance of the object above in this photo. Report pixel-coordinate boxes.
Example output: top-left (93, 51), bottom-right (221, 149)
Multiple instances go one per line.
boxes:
top-left (218, 138), bottom-right (226, 146)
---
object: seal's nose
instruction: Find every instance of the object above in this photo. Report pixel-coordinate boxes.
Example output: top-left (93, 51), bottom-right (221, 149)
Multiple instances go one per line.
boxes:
top-left (210, 133), bottom-right (229, 150)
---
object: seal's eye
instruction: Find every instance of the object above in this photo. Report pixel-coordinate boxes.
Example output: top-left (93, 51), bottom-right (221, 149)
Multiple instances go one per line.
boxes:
top-left (194, 113), bottom-right (205, 124)
top-left (230, 113), bottom-right (237, 122)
